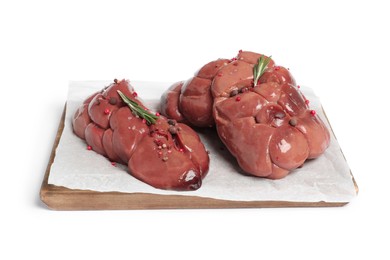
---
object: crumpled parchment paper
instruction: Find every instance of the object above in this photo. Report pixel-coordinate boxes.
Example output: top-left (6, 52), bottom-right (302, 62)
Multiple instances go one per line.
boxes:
top-left (48, 81), bottom-right (357, 203)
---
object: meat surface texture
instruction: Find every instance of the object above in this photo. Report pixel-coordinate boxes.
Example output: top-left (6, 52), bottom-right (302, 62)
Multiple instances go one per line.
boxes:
top-left (72, 79), bottom-right (209, 190)
top-left (160, 51), bottom-right (330, 179)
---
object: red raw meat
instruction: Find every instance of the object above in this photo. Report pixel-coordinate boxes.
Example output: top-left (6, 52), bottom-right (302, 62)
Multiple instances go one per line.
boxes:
top-left (73, 79), bottom-right (209, 190)
top-left (160, 51), bottom-right (330, 179)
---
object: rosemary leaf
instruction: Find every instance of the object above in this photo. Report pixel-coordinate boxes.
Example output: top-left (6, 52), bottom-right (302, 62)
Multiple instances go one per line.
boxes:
top-left (117, 90), bottom-right (158, 125)
top-left (253, 55), bottom-right (272, 86)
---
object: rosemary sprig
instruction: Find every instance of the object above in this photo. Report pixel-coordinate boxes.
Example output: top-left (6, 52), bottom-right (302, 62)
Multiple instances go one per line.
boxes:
top-left (117, 90), bottom-right (159, 125)
top-left (253, 55), bottom-right (272, 86)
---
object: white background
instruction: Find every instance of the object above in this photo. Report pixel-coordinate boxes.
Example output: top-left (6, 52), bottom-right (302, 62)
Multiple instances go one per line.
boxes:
top-left (1, 0), bottom-right (388, 259)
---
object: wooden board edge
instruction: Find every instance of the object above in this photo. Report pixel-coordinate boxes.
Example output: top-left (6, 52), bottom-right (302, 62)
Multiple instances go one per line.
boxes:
top-left (40, 103), bottom-right (66, 208)
top-left (39, 104), bottom-right (354, 210)
top-left (321, 106), bottom-right (359, 196)
top-left (40, 184), bottom-right (348, 210)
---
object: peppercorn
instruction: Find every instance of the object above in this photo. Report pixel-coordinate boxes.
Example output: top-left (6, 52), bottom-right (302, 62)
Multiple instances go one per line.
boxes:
top-left (109, 97), bottom-right (117, 105)
top-left (289, 118), bottom-right (297, 126)
top-left (168, 125), bottom-right (177, 135)
top-left (230, 89), bottom-right (239, 97)
top-left (167, 119), bottom-right (176, 126)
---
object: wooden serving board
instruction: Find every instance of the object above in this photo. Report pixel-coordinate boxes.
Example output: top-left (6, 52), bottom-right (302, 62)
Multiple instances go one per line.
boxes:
top-left (40, 106), bottom-right (358, 210)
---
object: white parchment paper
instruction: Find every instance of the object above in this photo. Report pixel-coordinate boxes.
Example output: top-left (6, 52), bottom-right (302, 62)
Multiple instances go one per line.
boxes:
top-left (48, 81), bottom-right (357, 203)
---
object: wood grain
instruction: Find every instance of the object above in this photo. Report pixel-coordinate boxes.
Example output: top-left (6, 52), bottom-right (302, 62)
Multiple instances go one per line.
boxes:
top-left (40, 105), bottom-right (358, 210)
